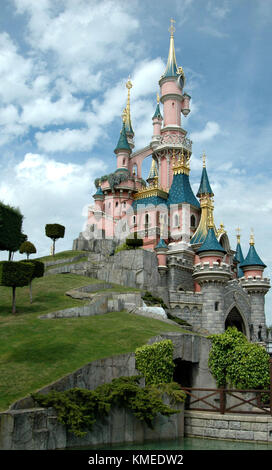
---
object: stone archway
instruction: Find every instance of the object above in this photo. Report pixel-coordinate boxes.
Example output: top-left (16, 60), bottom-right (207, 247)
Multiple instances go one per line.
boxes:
top-left (225, 307), bottom-right (247, 335)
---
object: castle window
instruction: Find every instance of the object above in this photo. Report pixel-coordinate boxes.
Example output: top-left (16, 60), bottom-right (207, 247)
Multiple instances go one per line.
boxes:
top-left (191, 214), bottom-right (196, 227)
top-left (108, 202), bottom-right (111, 208)
top-left (174, 213), bottom-right (179, 227)
top-left (115, 201), bottom-right (119, 207)
top-left (123, 201), bottom-right (126, 207)
top-left (123, 158), bottom-right (126, 165)
top-left (132, 215), bottom-right (136, 225)
top-left (215, 302), bottom-right (219, 311)
top-left (145, 213), bottom-right (149, 225)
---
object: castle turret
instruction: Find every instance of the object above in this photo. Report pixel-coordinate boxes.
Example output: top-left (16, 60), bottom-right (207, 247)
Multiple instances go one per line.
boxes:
top-left (192, 214), bottom-right (232, 334)
top-left (151, 93), bottom-right (163, 147)
top-left (239, 232), bottom-right (270, 341)
top-left (234, 228), bottom-right (244, 278)
top-left (114, 120), bottom-right (131, 173)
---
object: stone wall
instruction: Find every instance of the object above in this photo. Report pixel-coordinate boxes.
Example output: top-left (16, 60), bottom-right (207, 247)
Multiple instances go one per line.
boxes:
top-left (0, 401), bottom-right (184, 450)
top-left (185, 410), bottom-right (272, 443)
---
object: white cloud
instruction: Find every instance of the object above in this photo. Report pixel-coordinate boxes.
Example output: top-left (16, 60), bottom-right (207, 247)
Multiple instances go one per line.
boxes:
top-left (0, 152), bottom-right (107, 258)
top-left (190, 121), bottom-right (221, 143)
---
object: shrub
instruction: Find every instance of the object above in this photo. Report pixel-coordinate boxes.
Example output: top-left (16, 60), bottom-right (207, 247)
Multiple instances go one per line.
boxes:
top-left (135, 340), bottom-right (175, 385)
top-left (0, 202), bottom-right (24, 260)
top-left (31, 376), bottom-right (184, 437)
top-left (208, 327), bottom-right (270, 389)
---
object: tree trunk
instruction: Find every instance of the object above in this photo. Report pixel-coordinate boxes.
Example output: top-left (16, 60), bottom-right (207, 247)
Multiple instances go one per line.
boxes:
top-left (29, 280), bottom-right (33, 304)
top-left (12, 286), bottom-right (16, 314)
top-left (53, 239), bottom-right (56, 257)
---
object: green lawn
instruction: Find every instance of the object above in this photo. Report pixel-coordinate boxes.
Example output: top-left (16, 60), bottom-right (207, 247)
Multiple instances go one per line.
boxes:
top-left (36, 250), bottom-right (86, 262)
top-left (0, 273), bottom-right (182, 411)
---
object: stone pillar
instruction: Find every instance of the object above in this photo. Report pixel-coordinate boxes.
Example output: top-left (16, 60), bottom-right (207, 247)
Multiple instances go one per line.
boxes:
top-left (240, 277), bottom-right (270, 341)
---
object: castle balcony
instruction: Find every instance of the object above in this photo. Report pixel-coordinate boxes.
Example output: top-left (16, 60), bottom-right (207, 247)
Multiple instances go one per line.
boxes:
top-left (155, 134), bottom-right (192, 153)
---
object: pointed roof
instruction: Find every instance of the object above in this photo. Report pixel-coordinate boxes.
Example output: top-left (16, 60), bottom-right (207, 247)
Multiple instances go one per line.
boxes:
top-left (197, 227), bottom-right (226, 254)
top-left (152, 93), bottom-right (163, 120)
top-left (114, 121), bottom-right (131, 154)
top-left (155, 238), bottom-right (168, 250)
top-left (147, 159), bottom-right (158, 182)
top-left (93, 185), bottom-right (104, 198)
top-left (240, 234), bottom-right (266, 269)
top-left (162, 19), bottom-right (178, 78)
top-left (234, 230), bottom-right (245, 277)
top-left (197, 154), bottom-right (214, 197)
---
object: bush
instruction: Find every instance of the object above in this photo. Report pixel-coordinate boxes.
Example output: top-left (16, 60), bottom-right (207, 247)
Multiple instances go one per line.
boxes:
top-left (32, 376), bottom-right (184, 437)
top-left (0, 202), bottom-right (24, 259)
top-left (126, 237), bottom-right (143, 248)
top-left (208, 327), bottom-right (270, 389)
top-left (135, 340), bottom-right (175, 385)
top-left (142, 291), bottom-right (167, 310)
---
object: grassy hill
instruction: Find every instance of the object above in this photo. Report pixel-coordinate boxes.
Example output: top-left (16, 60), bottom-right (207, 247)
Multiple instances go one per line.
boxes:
top-left (0, 258), bottom-right (183, 412)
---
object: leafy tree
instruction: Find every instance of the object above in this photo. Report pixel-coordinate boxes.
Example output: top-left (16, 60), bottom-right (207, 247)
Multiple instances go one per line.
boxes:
top-left (45, 224), bottom-right (65, 257)
top-left (0, 202), bottom-right (25, 260)
top-left (208, 327), bottom-right (270, 390)
top-left (19, 241), bottom-right (37, 260)
top-left (0, 261), bottom-right (34, 314)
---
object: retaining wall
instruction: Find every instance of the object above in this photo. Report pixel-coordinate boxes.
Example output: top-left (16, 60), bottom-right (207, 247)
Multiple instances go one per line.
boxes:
top-left (185, 410), bottom-right (272, 443)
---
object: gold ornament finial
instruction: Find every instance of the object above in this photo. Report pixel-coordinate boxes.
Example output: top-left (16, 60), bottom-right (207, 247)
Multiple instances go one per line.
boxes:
top-left (157, 93), bottom-right (160, 104)
top-left (169, 18), bottom-right (176, 37)
top-left (250, 228), bottom-right (254, 245)
top-left (236, 227), bottom-right (241, 242)
top-left (202, 152), bottom-right (206, 168)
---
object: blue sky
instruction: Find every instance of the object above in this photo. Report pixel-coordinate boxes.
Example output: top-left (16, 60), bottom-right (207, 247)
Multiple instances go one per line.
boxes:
top-left (0, 0), bottom-right (272, 322)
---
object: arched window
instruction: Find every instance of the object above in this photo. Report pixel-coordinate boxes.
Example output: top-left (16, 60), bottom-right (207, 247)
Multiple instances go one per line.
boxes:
top-left (215, 301), bottom-right (219, 311)
top-left (191, 214), bottom-right (196, 227)
top-left (123, 158), bottom-right (126, 166)
top-left (145, 213), bottom-right (149, 225)
top-left (132, 215), bottom-right (136, 225)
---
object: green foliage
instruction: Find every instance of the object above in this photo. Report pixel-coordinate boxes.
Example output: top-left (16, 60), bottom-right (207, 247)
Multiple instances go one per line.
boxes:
top-left (19, 241), bottom-right (36, 259)
top-left (208, 327), bottom-right (270, 389)
top-left (45, 224), bottom-right (65, 241)
top-left (0, 202), bottom-right (24, 255)
top-left (95, 172), bottom-right (129, 190)
top-left (0, 261), bottom-right (34, 287)
top-left (142, 291), bottom-right (168, 310)
top-left (20, 259), bottom-right (45, 280)
top-left (114, 242), bottom-right (134, 254)
top-left (31, 376), bottom-right (183, 437)
top-left (135, 340), bottom-right (175, 385)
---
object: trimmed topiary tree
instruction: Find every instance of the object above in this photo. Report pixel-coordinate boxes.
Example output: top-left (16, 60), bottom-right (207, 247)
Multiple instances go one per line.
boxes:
top-left (45, 223), bottom-right (65, 257)
top-left (20, 259), bottom-right (44, 303)
top-left (0, 261), bottom-right (34, 314)
top-left (19, 241), bottom-right (37, 259)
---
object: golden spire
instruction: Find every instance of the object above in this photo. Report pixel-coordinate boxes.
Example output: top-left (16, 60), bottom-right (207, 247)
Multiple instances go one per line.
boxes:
top-left (236, 227), bottom-right (241, 243)
top-left (124, 78), bottom-right (133, 135)
top-left (162, 19), bottom-right (178, 78)
top-left (157, 92), bottom-right (160, 104)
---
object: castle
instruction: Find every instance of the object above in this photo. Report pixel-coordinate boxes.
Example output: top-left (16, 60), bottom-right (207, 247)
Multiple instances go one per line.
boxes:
top-left (75, 21), bottom-right (270, 341)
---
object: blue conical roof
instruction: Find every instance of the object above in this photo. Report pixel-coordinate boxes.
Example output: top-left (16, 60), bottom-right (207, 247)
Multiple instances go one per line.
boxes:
top-left (155, 238), bottom-right (168, 250)
top-left (152, 103), bottom-right (163, 120)
top-left (114, 122), bottom-right (131, 153)
top-left (197, 166), bottom-right (213, 197)
top-left (235, 241), bottom-right (244, 278)
top-left (167, 173), bottom-right (200, 208)
top-left (240, 243), bottom-right (266, 269)
top-left (197, 227), bottom-right (226, 254)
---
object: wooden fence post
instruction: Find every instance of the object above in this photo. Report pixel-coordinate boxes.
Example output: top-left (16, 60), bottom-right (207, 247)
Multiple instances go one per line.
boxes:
top-left (220, 387), bottom-right (225, 414)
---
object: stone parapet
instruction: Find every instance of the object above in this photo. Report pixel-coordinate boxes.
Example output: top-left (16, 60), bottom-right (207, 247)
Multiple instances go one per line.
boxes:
top-left (240, 276), bottom-right (270, 294)
top-left (193, 262), bottom-right (232, 285)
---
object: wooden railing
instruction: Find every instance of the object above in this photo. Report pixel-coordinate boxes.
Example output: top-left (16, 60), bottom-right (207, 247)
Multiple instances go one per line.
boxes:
top-left (180, 387), bottom-right (272, 415)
